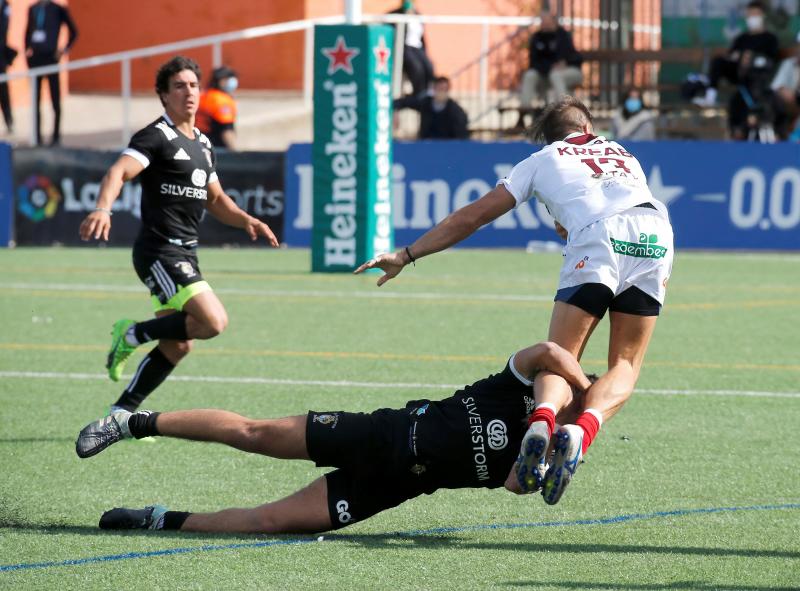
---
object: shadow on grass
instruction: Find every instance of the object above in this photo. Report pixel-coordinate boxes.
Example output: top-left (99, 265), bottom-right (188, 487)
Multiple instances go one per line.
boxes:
top-left (502, 582), bottom-right (799, 591)
top-left (0, 437), bottom-right (75, 444)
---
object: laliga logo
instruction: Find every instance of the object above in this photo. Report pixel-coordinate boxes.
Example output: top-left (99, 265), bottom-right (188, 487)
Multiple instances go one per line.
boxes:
top-left (17, 175), bottom-right (62, 222)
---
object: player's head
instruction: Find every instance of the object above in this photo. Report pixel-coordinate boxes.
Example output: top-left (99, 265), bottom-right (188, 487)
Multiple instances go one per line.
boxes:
top-left (432, 76), bottom-right (451, 103)
top-left (155, 56), bottom-right (202, 117)
top-left (529, 95), bottom-right (593, 144)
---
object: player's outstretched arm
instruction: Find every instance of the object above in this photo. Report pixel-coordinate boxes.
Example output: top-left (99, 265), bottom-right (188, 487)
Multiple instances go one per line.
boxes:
top-left (354, 184), bottom-right (516, 286)
top-left (513, 341), bottom-right (592, 392)
top-left (205, 181), bottom-right (279, 247)
top-left (78, 155), bottom-right (144, 241)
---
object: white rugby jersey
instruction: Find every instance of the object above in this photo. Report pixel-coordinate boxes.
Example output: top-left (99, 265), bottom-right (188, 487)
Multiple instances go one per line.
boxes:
top-left (499, 132), bottom-right (667, 234)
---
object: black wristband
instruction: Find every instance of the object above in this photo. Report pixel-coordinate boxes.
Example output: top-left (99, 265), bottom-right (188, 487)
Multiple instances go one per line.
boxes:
top-left (404, 246), bottom-right (416, 266)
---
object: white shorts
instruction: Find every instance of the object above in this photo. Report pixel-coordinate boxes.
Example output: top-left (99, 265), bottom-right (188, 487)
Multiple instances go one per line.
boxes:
top-left (558, 207), bottom-right (674, 305)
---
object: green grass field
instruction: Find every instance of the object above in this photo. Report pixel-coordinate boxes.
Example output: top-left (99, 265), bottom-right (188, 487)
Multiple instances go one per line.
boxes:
top-left (1, 247), bottom-right (798, 590)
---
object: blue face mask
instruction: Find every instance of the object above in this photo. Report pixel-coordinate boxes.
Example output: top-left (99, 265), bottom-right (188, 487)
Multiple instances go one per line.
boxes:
top-left (625, 97), bottom-right (642, 113)
top-left (221, 77), bottom-right (238, 94)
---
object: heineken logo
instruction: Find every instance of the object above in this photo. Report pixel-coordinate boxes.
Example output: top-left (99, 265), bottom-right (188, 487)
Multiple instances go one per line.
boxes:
top-left (610, 233), bottom-right (668, 259)
top-left (322, 36), bottom-right (360, 75)
top-left (373, 35), bottom-right (391, 74)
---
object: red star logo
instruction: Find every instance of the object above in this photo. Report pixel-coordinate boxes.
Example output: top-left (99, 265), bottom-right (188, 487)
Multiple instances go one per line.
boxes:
top-left (322, 36), bottom-right (360, 76)
top-left (373, 35), bottom-right (391, 75)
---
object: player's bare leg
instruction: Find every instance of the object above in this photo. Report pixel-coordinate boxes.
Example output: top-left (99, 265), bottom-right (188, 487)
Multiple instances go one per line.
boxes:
top-left (76, 410), bottom-right (309, 459)
top-left (99, 476), bottom-right (333, 534)
top-left (181, 290), bottom-right (228, 340)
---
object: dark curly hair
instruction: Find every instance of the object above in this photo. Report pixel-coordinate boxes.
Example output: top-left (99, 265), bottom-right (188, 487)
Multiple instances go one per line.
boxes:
top-left (530, 95), bottom-right (593, 144)
top-left (155, 55), bottom-right (202, 105)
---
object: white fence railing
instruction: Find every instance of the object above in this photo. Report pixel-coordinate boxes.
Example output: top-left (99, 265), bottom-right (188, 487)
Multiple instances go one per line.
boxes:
top-left (0, 12), bottom-right (658, 146)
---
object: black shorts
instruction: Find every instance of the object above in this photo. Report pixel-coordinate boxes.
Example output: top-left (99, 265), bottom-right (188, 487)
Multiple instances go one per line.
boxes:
top-left (555, 283), bottom-right (661, 319)
top-left (306, 409), bottom-right (436, 530)
top-left (132, 242), bottom-right (209, 312)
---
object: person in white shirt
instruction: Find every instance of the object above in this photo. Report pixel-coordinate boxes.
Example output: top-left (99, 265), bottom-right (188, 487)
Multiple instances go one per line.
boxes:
top-left (770, 35), bottom-right (800, 140)
top-left (356, 96), bottom-right (674, 505)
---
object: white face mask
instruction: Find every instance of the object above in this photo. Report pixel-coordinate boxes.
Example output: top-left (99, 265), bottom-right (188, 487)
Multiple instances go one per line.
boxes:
top-left (746, 15), bottom-right (764, 32)
top-left (221, 77), bottom-right (238, 94)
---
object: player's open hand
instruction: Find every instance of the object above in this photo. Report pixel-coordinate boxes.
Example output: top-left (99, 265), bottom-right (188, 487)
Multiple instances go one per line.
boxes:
top-left (79, 210), bottom-right (112, 241)
top-left (245, 218), bottom-right (279, 247)
top-left (354, 251), bottom-right (407, 286)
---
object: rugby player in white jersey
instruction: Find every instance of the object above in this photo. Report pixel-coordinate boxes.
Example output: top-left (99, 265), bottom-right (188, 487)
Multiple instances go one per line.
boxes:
top-left (355, 96), bottom-right (674, 505)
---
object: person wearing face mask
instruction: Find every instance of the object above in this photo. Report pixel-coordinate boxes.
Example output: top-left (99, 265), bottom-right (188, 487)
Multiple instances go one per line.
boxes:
top-left (0, 0), bottom-right (17, 136)
top-left (196, 66), bottom-right (238, 151)
top-left (393, 75), bottom-right (469, 140)
top-left (24, 0), bottom-right (78, 146)
top-left (611, 89), bottom-right (656, 140)
top-left (693, 1), bottom-right (778, 108)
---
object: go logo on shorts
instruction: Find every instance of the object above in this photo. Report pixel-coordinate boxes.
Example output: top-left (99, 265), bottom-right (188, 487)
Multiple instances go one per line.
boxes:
top-left (336, 499), bottom-right (352, 524)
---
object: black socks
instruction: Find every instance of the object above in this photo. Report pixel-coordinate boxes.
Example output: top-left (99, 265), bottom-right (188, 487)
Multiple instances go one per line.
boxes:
top-left (127, 410), bottom-right (161, 439)
top-left (113, 347), bottom-right (175, 411)
top-left (134, 312), bottom-right (189, 344)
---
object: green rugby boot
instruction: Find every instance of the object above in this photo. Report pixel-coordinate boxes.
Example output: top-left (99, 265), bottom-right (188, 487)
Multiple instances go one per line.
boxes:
top-left (106, 319), bottom-right (137, 382)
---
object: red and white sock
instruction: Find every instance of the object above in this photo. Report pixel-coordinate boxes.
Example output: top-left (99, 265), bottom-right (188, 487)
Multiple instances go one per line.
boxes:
top-left (575, 408), bottom-right (603, 454)
top-left (528, 402), bottom-right (557, 437)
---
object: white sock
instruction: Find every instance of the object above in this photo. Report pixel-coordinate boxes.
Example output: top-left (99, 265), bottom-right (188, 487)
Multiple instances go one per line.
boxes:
top-left (124, 325), bottom-right (140, 347)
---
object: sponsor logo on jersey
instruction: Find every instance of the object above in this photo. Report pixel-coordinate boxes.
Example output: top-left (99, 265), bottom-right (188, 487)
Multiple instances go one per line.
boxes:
top-left (610, 233), bottom-right (668, 259)
top-left (173, 148), bottom-right (190, 161)
top-left (312, 413), bottom-right (339, 428)
top-left (523, 395), bottom-right (536, 416)
top-left (160, 183), bottom-right (207, 200)
top-left (462, 396), bottom-right (491, 481)
top-left (486, 420), bottom-right (508, 451)
top-left (410, 463), bottom-right (427, 475)
top-left (156, 121), bottom-right (178, 141)
top-left (191, 169), bottom-right (208, 187)
top-left (575, 255), bottom-right (589, 269)
top-left (174, 261), bottom-right (196, 278)
top-left (335, 499), bottom-right (352, 523)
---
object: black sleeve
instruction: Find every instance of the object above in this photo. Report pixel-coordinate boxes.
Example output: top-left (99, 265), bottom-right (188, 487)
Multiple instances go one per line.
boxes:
top-left (528, 33), bottom-right (537, 70)
top-left (560, 30), bottom-right (582, 66)
top-left (24, 6), bottom-right (33, 49)
top-left (60, 6), bottom-right (78, 52)
top-left (125, 125), bottom-right (163, 166)
top-left (393, 94), bottom-right (424, 112)
top-left (451, 102), bottom-right (469, 139)
top-left (764, 33), bottom-right (779, 61)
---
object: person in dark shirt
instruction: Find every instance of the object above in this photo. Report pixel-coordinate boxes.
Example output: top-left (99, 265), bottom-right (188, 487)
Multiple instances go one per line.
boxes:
top-left (196, 65), bottom-right (238, 150)
top-left (76, 341), bottom-right (593, 534)
top-left (693, 1), bottom-right (779, 108)
top-left (390, 0), bottom-right (434, 98)
top-left (394, 76), bottom-right (469, 139)
top-left (0, 0), bottom-right (16, 134)
top-left (519, 12), bottom-right (583, 111)
top-left (24, 0), bottom-right (78, 145)
top-left (78, 56), bottom-right (279, 415)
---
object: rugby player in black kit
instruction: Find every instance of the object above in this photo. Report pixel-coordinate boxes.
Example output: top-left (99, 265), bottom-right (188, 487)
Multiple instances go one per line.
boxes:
top-left (76, 341), bottom-right (593, 534)
top-left (79, 56), bottom-right (278, 413)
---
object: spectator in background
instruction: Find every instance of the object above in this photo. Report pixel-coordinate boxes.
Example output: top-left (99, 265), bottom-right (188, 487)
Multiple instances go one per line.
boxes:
top-left (770, 33), bottom-right (800, 140)
top-left (25, 0), bottom-right (78, 146)
top-left (692, 1), bottom-right (778, 108)
top-left (611, 88), bottom-right (657, 140)
top-left (0, 0), bottom-right (16, 135)
top-left (518, 12), bottom-right (583, 118)
top-left (394, 76), bottom-right (469, 140)
top-left (391, 0), bottom-right (434, 98)
top-left (196, 66), bottom-right (238, 150)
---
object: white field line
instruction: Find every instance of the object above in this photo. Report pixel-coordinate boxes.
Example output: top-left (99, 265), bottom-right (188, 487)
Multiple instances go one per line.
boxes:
top-left (0, 282), bottom-right (552, 303)
top-left (1, 370), bottom-right (799, 399)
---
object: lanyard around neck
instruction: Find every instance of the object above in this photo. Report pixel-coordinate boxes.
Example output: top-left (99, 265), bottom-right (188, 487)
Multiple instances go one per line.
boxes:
top-left (36, 4), bottom-right (46, 29)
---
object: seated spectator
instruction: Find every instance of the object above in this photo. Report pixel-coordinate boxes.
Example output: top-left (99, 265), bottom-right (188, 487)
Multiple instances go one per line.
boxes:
top-left (693, 1), bottom-right (779, 108)
top-left (518, 11), bottom-right (582, 118)
top-left (770, 33), bottom-right (800, 140)
top-left (196, 66), bottom-right (238, 150)
top-left (393, 76), bottom-right (469, 140)
top-left (611, 89), bottom-right (657, 140)
top-left (391, 0), bottom-right (434, 99)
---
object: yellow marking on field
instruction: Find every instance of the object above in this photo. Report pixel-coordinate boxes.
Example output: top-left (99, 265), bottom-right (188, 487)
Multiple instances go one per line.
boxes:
top-left (1, 342), bottom-right (798, 372)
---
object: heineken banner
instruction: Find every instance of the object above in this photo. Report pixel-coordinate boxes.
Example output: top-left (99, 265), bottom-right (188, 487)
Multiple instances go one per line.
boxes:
top-left (12, 147), bottom-right (285, 246)
top-left (312, 24), bottom-right (394, 272)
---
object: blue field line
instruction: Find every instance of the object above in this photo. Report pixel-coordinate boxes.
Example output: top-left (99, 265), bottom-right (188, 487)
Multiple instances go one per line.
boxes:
top-left (2, 502), bottom-right (798, 573)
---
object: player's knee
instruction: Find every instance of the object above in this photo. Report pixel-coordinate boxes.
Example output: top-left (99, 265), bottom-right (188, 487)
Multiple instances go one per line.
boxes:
top-left (158, 339), bottom-right (193, 364)
top-left (205, 312), bottom-right (228, 337)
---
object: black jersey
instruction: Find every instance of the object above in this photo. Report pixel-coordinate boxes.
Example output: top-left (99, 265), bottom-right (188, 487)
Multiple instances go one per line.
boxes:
top-left (123, 114), bottom-right (218, 247)
top-left (406, 358), bottom-right (537, 490)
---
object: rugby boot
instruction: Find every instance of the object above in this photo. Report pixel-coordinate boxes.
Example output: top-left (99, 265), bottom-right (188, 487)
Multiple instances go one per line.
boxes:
top-left (76, 411), bottom-right (133, 458)
top-left (515, 420), bottom-right (551, 493)
top-left (106, 319), bottom-right (137, 382)
top-left (99, 505), bottom-right (168, 530)
top-left (542, 424), bottom-right (584, 505)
